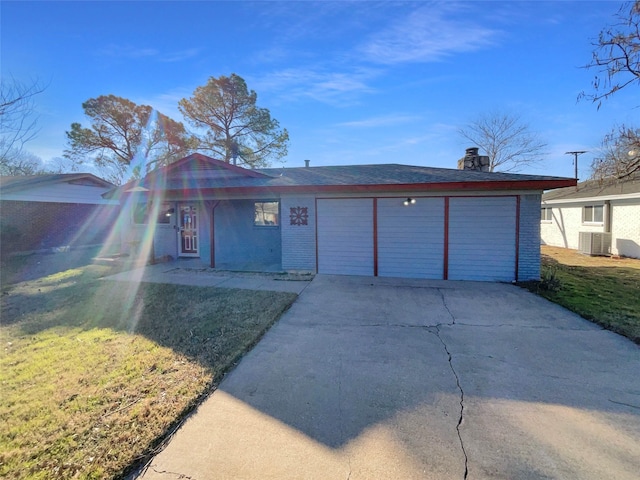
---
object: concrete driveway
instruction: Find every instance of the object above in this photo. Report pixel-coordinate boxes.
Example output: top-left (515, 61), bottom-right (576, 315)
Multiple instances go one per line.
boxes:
top-left (135, 275), bottom-right (640, 480)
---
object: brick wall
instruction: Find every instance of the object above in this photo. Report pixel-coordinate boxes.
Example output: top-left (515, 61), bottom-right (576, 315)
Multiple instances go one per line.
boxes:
top-left (540, 198), bottom-right (639, 259)
top-left (1, 200), bottom-right (120, 255)
top-left (611, 199), bottom-right (640, 258)
top-left (280, 195), bottom-right (316, 272)
top-left (518, 194), bottom-right (541, 281)
top-left (541, 203), bottom-right (604, 250)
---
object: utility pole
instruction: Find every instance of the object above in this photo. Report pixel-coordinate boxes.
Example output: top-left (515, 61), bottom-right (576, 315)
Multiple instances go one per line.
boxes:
top-left (565, 151), bottom-right (587, 180)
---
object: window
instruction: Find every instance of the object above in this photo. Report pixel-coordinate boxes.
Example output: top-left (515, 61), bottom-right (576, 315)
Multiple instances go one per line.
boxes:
top-left (132, 202), bottom-right (172, 225)
top-left (541, 207), bottom-right (553, 222)
top-left (583, 205), bottom-right (604, 224)
top-left (254, 201), bottom-right (279, 226)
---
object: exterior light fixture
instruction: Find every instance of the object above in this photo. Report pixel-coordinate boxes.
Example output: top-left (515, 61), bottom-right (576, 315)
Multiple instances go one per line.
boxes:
top-left (165, 208), bottom-right (175, 217)
top-left (403, 198), bottom-right (416, 206)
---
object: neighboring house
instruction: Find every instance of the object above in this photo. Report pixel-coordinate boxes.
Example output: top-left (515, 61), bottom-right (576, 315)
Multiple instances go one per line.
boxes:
top-left (541, 175), bottom-right (640, 258)
top-left (106, 150), bottom-right (575, 282)
top-left (0, 173), bottom-right (119, 255)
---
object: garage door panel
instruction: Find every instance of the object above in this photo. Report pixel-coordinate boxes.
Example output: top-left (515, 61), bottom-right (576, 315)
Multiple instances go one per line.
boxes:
top-left (317, 199), bottom-right (373, 275)
top-left (377, 197), bottom-right (444, 279)
top-left (448, 197), bottom-right (516, 282)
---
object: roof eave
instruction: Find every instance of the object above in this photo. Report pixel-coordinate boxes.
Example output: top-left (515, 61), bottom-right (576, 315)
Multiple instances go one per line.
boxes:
top-left (543, 191), bottom-right (640, 204)
top-left (117, 178), bottom-right (577, 198)
top-left (3, 173), bottom-right (113, 193)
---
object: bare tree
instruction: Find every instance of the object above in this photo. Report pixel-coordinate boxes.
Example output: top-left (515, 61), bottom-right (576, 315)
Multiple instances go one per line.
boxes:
top-left (0, 150), bottom-right (46, 176)
top-left (591, 125), bottom-right (640, 179)
top-left (581, 1), bottom-right (640, 108)
top-left (581, 2), bottom-right (640, 179)
top-left (0, 76), bottom-right (46, 170)
top-left (458, 112), bottom-right (547, 172)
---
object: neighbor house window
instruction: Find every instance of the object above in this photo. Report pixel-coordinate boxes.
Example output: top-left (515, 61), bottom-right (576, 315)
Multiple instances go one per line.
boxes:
top-left (132, 202), bottom-right (172, 225)
top-left (541, 207), bottom-right (553, 222)
top-left (254, 201), bottom-right (279, 226)
top-left (583, 205), bottom-right (604, 224)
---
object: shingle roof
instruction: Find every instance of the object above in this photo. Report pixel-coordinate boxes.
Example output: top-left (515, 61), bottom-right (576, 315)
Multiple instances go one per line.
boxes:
top-left (0, 173), bottom-right (113, 193)
top-left (258, 164), bottom-right (569, 186)
top-left (107, 154), bottom-right (576, 198)
top-left (542, 174), bottom-right (640, 202)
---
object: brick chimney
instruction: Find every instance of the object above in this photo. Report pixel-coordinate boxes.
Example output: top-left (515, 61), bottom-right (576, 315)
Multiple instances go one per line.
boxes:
top-left (458, 147), bottom-right (491, 172)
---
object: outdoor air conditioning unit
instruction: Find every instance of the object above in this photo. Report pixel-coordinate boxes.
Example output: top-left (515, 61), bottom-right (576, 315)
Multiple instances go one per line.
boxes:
top-left (578, 232), bottom-right (612, 256)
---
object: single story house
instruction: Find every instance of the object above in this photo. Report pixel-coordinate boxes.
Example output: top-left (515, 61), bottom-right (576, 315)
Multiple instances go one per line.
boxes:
top-left (106, 149), bottom-right (575, 282)
top-left (541, 174), bottom-right (640, 258)
top-left (0, 173), bottom-right (119, 255)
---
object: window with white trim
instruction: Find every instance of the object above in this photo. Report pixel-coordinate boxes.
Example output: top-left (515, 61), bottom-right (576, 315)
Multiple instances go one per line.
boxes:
top-left (582, 205), bottom-right (604, 224)
top-left (254, 201), bottom-right (279, 226)
top-left (541, 207), bottom-right (553, 222)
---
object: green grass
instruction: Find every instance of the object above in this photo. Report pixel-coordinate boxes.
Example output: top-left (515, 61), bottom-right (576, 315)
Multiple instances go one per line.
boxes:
top-left (0, 254), bottom-right (297, 479)
top-left (520, 248), bottom-right (640, 344)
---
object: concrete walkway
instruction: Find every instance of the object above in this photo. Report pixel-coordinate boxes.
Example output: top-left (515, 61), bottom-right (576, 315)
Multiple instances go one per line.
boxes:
top-left (133, 275), bottom-right (640, 480)
top-left (104, 260), bottom-right (312, 294)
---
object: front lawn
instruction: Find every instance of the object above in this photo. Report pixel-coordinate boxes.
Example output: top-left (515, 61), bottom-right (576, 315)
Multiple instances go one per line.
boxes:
top-left (0, 253), bottom-right (297, 479)
top-left (520, 246), bottom-right (640, 344)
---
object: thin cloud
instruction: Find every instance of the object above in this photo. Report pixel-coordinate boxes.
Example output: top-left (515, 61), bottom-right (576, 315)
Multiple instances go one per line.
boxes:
top-left (337, 114), bottom-right (422, 128)
top-left (99, 44), bottom-right (200, 63)
top-left (253, 67), bottom-right (381, 106)
top-left (359, 4), bottom-right (500, 65)
top-left (136, 89), bottom-right (192, 120)
top-left (159, 48), bottom-right (200, 63)
top-left (99, 44), bottom-right (159, 58)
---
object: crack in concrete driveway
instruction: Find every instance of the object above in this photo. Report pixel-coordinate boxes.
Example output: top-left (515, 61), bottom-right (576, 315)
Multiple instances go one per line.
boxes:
top-left (133, 275), bottom-right (640, 480)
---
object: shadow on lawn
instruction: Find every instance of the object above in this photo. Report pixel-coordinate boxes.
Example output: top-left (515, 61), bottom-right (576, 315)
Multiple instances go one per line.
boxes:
top-left (4, 254), bottom-right (640, 480)
top-left (2, 257), bottom-right (297, 374)
top-left (1, 252), bottom-right (298, 480)
top-left (0, 246), bottom-right (116, 287)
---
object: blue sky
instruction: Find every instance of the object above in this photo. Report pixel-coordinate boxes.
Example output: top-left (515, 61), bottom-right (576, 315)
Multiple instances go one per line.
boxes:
top-left (2, 1), bottom-right (638, 180)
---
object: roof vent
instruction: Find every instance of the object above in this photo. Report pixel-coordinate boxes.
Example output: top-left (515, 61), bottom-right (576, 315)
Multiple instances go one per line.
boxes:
top-left (304, 159), bottom-right (310, 168)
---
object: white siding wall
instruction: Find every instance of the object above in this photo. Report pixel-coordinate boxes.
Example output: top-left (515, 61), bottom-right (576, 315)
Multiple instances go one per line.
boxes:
top-left (281, 195), bottom-right (317, 272)
top-left (2, 182), bottom-right (116, 204)
top-left (377, 197), bottom-right (444, 279)
top-left (448, 197), bottom-right (517, 282)
top-left (317, 198), bottom-right (373, 275)
top-left (541, 204), bottom-right (603, 250)
top-left (540, 199), bottom-right (640, 259)
top-left (611, 199), bottom-right (640, 258)
top-left (518, 194), bottom-right (541, 281)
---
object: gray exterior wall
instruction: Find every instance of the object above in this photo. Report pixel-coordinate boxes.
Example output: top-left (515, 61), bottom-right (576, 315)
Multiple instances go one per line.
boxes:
top-left (117, 190), bottom-right (545, 280)
top-left (281, 195), bottom-right (317, 272)
top-left (518, 193), bottom-right (542, 281)
top-left (214, 199), bottom-right (281, 269)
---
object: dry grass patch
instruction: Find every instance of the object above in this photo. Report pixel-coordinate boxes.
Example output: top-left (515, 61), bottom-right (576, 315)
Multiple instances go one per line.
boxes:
top-left (520, 246), bottom-right (640, 344)
top-left (0, 252), bottom-right (297, 479)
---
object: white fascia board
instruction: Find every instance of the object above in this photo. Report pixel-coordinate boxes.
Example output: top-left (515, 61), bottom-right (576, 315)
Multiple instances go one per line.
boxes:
top-left (542, 192), bottom-right (640, 205)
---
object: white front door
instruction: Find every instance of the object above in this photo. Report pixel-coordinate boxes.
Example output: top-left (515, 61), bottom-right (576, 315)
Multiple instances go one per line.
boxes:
top-left (178, 204), bottom-right (199, 257)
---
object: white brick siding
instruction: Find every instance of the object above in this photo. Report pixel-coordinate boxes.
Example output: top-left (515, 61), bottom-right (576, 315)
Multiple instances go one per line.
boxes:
top-left (541, 198), bottom-right (640, 259)
top-left (541, 203), bottom-right (604, 250)
top-left (280, 195), bottom-right (317, 272)
top-left (518, 194), bottom-right (541, 281)
top-left (611, 199), bottom-right (640, 258)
